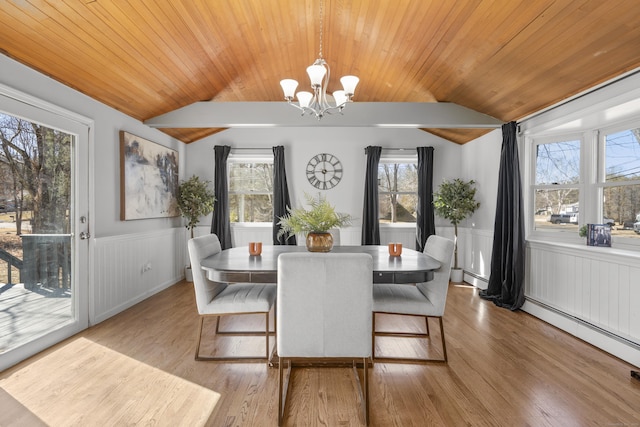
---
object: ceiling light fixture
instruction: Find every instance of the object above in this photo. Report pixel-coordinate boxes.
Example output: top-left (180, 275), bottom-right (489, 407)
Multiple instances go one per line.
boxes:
top-left (279, 0), bottom-right (359, 120)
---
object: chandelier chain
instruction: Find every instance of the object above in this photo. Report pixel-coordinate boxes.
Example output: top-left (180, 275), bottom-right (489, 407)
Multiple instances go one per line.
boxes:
top-left (318, 0), bottom-right (324, 59)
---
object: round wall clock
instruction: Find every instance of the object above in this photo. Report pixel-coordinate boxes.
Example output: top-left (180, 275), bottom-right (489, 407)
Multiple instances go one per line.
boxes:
top-left (306, 153), bottom-right (343, 190)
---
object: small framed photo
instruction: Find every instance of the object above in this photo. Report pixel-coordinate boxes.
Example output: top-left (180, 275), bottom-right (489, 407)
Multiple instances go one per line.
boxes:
top-left (587, 224), bottom-right (611, 247)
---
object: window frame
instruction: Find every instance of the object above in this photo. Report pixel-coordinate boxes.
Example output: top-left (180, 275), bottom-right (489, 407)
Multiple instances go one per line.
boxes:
top-left (528, 132), bottom-right (585, 242)
top-left (527, 119), bottom-right (640, 250)
top-left (227, 152), bottom-right (274, 224)
top-left (597, 120), bottom-right (640, 246)
top-left (377, 153), bottom-right (418, 226)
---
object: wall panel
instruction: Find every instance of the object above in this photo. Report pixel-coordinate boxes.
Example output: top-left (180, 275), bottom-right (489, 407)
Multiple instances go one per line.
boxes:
top-left (527, 241), bottom-right (640, 350)
top-left (92, 228), bottom-right (186, 324)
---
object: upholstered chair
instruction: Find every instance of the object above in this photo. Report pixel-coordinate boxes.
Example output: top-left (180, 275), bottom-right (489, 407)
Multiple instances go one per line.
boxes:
top-left (372, 234), bottom-right (455, 363)
top-left (188, 234), bottom-right (276, 364)
top-left (276, 253), bottom-right (373, 425)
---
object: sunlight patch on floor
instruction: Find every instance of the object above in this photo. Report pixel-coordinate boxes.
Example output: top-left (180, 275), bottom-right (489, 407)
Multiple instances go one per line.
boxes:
top-left (0, 337), bottom-right (220, 426)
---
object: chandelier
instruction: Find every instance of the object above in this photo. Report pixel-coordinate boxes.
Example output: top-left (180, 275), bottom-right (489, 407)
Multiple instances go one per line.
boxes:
top-left (279, 0), bottom-right (359, 120)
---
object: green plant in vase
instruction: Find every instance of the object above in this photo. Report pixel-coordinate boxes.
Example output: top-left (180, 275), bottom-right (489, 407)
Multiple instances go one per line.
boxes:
top-left (278, 193), bottom-right (352, 252)
top-left (177, 175), bottom-right (215, 281)
top-left (177, 175), bottom-right (215, 239)
top-left (433, 178), bottom-right (480, 282)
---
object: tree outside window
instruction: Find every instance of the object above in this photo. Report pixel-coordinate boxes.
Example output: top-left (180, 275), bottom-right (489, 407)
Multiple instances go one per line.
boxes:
top-left (602, 127), bottom-right (640, 234)
top-left (378, 162), bottom-right (418, 223)
top-left (533, 139), bottom-right (581, 232)
top-left (228, 162), bottom-right (273, 222)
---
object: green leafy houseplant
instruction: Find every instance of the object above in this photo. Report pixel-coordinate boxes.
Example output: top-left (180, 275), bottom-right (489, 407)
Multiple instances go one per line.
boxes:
top-left (177, 175), bottom-right (215, 239)
top-left (433, 178), bottom-right (480, 270)
top-left (277, 193), bottom-right (352, 250)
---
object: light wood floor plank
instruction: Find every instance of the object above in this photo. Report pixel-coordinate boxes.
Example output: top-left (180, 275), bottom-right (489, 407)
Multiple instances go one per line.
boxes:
top-left (1, 281), bottom-right (639, 426)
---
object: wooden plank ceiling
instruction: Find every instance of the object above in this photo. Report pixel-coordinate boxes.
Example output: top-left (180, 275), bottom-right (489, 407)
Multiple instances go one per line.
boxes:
top-left (1, 0), bottom-right (639, 144)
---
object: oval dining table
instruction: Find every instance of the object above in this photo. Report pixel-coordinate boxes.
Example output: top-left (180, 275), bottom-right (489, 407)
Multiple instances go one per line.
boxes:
top-left (199, 245), bottom-right (440, 284)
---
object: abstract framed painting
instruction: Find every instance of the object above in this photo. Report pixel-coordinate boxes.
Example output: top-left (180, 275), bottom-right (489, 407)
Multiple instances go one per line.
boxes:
top-left (119, 131), bottom-right (179, 220)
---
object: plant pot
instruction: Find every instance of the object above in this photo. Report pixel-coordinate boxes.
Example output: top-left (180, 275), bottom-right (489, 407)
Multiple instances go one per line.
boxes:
top-left (185, 266), bottom-right (193, 282)
top-left (450, 268), bottom-right (463, 283)
top-left (306, 232), bottom-right (334, 252)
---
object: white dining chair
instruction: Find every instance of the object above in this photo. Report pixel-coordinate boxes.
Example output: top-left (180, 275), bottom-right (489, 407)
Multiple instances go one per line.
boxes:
top-left (276, 252), bottom-right (373, 426)
top-left (372, 234), bottom-right (455, 363)
top-left (188, 234), bottom-right (276, 364)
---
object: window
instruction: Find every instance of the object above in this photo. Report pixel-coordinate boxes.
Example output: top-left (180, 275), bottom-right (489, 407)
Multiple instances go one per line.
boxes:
top-left (601, 126), bottom-right (640, 237)
top-left (532, 138), bottom-right (581, 233)
top-left (378, 160), bottom-right (418, 223)
top-left (529, 120), bottom-right (640, 247)
top-left (228, 159), bottom-right (273, 223)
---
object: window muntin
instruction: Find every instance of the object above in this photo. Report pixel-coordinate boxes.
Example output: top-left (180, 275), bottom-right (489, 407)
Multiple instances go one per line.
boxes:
top-left (601, 127), bottom-right (640, 238)
top-left (532, 139), bottom-right (581, 232)
top-left (228, 161), bottom-right (273, 223)
top-left (378, 161), bottom-right (418, 223)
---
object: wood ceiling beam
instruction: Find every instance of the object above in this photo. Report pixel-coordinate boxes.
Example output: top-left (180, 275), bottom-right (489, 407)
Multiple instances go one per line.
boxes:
top-left (144, 102), bottom-right (503, 129)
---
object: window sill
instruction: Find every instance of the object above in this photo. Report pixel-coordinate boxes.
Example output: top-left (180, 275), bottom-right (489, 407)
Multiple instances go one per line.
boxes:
top-left (527, 238), bottom-right (640, 262)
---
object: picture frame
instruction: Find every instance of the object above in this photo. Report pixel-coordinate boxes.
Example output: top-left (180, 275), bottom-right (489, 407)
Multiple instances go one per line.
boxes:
top-left (119, 131), bottom-right (179, 220)
top-left (587, 224), bottom-right (611, 247)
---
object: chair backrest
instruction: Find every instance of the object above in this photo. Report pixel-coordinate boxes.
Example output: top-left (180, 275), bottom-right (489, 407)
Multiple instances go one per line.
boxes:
top-left (277, 253), bottom-right (373, 358)
top-left (188, 234), bottom-right (228, 314)
top-left (416, 235), bottom-right (455, 316)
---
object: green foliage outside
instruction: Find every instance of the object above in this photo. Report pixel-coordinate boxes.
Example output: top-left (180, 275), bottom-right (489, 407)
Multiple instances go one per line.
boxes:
top-left (177, 175), bottom-right (215, 238)
top-left (433, 178), bottom-right (480, 268)
top-left (277, 193), bottom-right (352, 240)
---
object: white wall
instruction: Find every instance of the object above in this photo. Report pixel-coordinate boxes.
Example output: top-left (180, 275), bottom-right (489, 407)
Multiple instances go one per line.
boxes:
top-left (459, 129), bottom-right (502, 286)
top-left (187, 127), bottom-right (462, 231)
top-left (0, 54), bottom-right (184, 238)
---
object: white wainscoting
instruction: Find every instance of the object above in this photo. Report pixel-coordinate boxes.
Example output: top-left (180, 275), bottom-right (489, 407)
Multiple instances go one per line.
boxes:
top-left (92, 228), bottom-right (187, 324)
top-left (459, 228), bottom-right (493, 289)
top-left (525, 240), bottom-right (640, 367)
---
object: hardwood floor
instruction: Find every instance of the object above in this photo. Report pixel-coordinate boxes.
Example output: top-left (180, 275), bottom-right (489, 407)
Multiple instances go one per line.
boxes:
top-left (1, 280), bottom-right (639, 426)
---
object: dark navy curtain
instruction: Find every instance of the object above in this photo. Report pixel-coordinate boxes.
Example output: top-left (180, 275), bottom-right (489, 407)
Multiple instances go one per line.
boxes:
top-left (415, 146), bottom-right (436, 252)
top-left (272, 145), bottom-right (296, 245)
top-left (210, 145), bottom-right (232, 249)
top-left (361, 146), bottom-right (382, 245)
top-left (480, 122), bottom-right (526, 310)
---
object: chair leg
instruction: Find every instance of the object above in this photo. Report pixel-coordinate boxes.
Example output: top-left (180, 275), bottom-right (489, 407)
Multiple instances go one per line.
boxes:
top-left (351, 357), bottom-right (370, 425)
top-left (194, 316), bottom-right (206, 361)
top-left (264, 312), bottom-right (270, 366)
top-left (372, 313), bottom-right (447, 363)
top-left (278, 359), bottom-right (292, 426)
top-left (195, 315), bottom-right (272, 362)
top-left (215, 314), bottom-right (276, 336)
top-left (371, 314), bottom-right (377, 360)
top-left (438, 316), bottom-right (447, 363)
top-left (363, 357), bottom-right (369, 425)
top-left (278, 358), bottom-right (283, 425)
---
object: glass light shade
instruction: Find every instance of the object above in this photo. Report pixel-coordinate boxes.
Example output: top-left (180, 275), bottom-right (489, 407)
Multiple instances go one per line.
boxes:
top-left (307, 64), bottom-right (327, 87)
top-left (333, 90), bottom-right (347, 106)
top-left (280, 79), bottom-right (299, 99)
top-left (340, 75), bottom-right (359, 95)
top-left (297, 91), bottom-right (313, 108)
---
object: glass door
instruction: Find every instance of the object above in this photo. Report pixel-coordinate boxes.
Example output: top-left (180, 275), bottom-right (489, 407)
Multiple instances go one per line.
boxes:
top-left (0, 90), bottom-right (90, 370)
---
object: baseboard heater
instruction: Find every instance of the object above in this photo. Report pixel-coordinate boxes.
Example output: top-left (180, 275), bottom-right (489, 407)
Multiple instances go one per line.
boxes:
top-left (525, 297), bottom-right (640, 351)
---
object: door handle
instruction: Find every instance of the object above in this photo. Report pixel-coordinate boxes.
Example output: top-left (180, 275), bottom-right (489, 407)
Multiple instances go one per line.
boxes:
top-left (79, 231), bottom-right (91, 240)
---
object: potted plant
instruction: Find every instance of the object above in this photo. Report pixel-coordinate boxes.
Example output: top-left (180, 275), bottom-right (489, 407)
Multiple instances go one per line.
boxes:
top-left (177, 175), bottom-right (215, 281)
top-left (278, 193), bottom-right (352, 252)
top-left (433, 178), bottom-right (480, 283)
